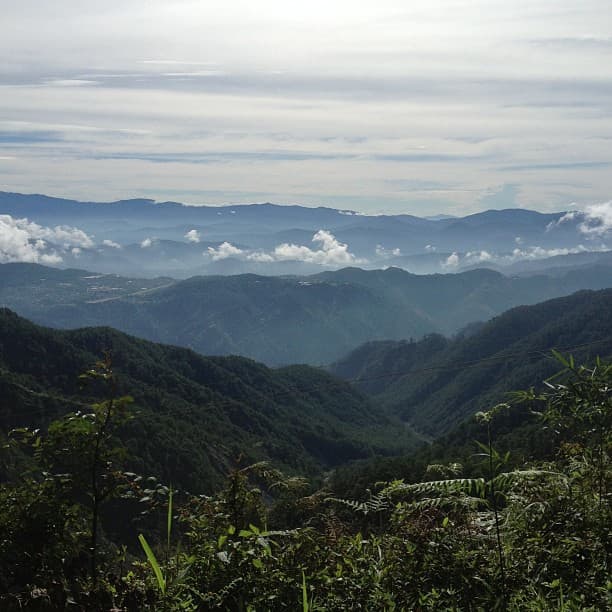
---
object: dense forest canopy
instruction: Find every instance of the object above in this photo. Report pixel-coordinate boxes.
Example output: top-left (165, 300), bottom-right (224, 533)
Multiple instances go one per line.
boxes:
top-left (0, 308), bottom-right (420, 493)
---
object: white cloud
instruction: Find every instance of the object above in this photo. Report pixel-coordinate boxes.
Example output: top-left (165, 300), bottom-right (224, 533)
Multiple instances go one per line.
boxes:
top-left (509, 245), bottom-right (591, 261)
top-left (546, 210), bottom-right (578, 231)
top-left (425, 244), bottom-right (436, 252)
top-left (2, 2), bottom-right (612, 213)
top-left (465, 250), bottom-right (493, 264)
top-left (184, 229), bottom-right (201, 243)
top-left (546, 202), bottom-right (612, 237)
top-left (202, 229), bottom-right (361, 267)
top-left (444, 252), bottom-right (460, 268)
top-left (40, 252), bottom-right (63, 264)
top-left (442, 243), bottom-right (606, 270)
top-left (578, 201), bottom-right (612, 236)
top-left (44, 79), bottom-right (98, 87)
top-left (207, 241), bottom-right (243, 260)
top-left (444, 250), bottom-right (495, 268)
top-left (0, 215), bottom-right (92, 264)
top-left (246, 251), bottom-right (275, 262)
top-left (102, 239), bottom-right (122, 249)
top-left (375, 244), bottom-right (401, 257)
top-left (71, 247), bottom-right (81, 256)
top-left (23, 219), bottom-right (94, 249)
top-left (273, 230), bottom-right (360, 265)
top-left (141, 237), bottom-right (153, 248)
top-left (56, 233), bottom-right (92, 250)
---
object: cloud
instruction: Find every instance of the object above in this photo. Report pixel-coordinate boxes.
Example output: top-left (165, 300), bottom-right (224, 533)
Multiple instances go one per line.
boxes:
top-left (272, 230), bottom-right (360, 265)
top-left (2, 3), bottom-right (612, 214)
top-left (578, 201), bottom-right (612, 236)
top-left (0, 214), bottom-right (93, 264)
top-left (38, 225), bottom-right (93, 249)
top-left (246, 251), bottom-right (275, 263)
top-left (444, 252), bottom-right (460, 268)
top-left (140, 237), bottom-right (153, 248)
top-left (203, 230), bottom-right (361, 267)
top-left (0, 214), bottom-right (93, 248)
top-left (546, 210), bottom-right (579, 231)
top-left (531, 36), bottom-right (612, 50)
top-left (102, 239), bottom-right (122, 249)
top-left (207, 241), bottom-right (243, 261)
top-left (509, 245), bottom-right (592, 261)
top-left (464, 250), bottom-right (493, 265)
top-left (425, 244), bottom-right (437, 252)
top-left (443, 243), bottom-right (606, 270)
top-left (546, 202), bottom-right (612, 237)
top-left (375, 244), bottom-right (401, 258)
top-left (44, 79), bottom-right (98, 87)
top-left (184, 229), bottom-right (201, 243)
top-left (500, 161), bottom-right (612, 172)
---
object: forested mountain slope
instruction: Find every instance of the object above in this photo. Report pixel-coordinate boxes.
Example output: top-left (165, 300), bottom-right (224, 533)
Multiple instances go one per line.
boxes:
top-left (331, 288), bottom-right (612, 437)
top-left (3, 262), bottom-right (612, 365)
top-left (0, 309), bottom-right (417, 493)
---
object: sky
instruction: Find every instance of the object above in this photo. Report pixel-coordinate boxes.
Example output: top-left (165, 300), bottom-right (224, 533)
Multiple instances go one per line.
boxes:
top-left (1, 0), bottom-right (611, 215)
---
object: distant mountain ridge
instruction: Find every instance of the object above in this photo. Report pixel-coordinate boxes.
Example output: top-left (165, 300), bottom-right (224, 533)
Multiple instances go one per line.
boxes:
top-left (2, 262), bottom-right (612, 365)
top-left (3, 190), bottom-right (606, 278)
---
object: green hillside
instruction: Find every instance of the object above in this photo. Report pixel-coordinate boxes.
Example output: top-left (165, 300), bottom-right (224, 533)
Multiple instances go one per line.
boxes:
top-left (3, 262), bottom-right (612, 365)
top-left (331, 288), bottom-right (612, 437)
top-left (0, 309), bottom-right (418, 493)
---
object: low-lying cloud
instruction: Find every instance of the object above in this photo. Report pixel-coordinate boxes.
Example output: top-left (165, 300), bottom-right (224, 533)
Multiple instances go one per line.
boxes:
top-left (548, 201), bottom-right (612, 237)
top-left (206, 230), bottom-right (361, 267)
top-left (578, 201), bottom-right (612, 236)
top-left (375, 245), bottom-right (401, 258)
top-left (207, 241), bottom-right (243, 261)
top-left (444, 244), bottom-right (604, 269)
top-left (0, 215), bottom-right (94, 264)
top-left (184, 229), bottom-right (201, 243)
top-left (272, 230), bottom-right (359, 265)
top-left (102, 239), bottom-right (122, 249)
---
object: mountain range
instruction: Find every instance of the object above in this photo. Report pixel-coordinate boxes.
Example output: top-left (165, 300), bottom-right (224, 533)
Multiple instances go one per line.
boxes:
top-left (2, 190), bottom-right (610, 278)
top-left (2, 261), bottom-right (612, 365)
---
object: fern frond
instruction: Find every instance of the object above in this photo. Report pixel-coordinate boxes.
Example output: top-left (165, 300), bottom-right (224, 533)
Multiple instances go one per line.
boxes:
top-left (326, 491), bottom-right (390, 516)
top-left (382, 477), bottom-right (486, 499)
top-left (402, 495), bottom-right (483, 512)
top-left (492, 469), bottom-right (568, 491)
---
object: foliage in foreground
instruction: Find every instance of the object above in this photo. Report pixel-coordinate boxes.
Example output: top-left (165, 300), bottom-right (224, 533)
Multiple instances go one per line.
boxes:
top-left (0, 355), bottom-right (610, 610)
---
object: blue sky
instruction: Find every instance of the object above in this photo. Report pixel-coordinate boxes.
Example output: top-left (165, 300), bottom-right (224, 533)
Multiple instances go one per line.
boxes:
top-left (1, 0), bottom-right (611, 214)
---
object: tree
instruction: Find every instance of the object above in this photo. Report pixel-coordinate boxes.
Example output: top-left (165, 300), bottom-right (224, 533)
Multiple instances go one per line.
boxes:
top-left (10, 353), bottom-right (132, 587)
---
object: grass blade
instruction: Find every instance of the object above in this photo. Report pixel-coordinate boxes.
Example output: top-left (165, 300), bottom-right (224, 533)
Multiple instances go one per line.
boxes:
top-left (167, 487), bottom-right (173, 552)
top-left (139, 533), bottom-right (166, 595)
